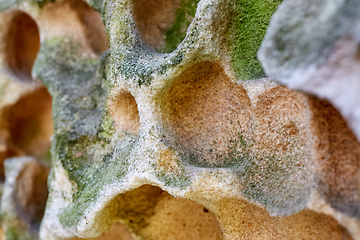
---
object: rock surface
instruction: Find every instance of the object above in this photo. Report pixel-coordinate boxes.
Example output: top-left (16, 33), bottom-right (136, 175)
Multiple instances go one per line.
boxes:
top-left (258, 0), bottom-right (360, 142)
top-left (0, 0), bottom-right (359, 239)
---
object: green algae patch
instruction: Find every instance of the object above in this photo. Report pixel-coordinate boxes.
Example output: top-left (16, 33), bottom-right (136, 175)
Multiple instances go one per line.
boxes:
top-left (32, 36), bottom-right (134, 227)
top-left (5, 226), bottom-right (37, 240)
top-left (163, 0), bottom-right (200, 53)
top-left (55, 107), bottom-right (137, 228)
top-left (114, 50), bottom-right (185, 86)
top-left (229, 0), bottom-right (282, 81)
top-left (34, 34), bottom-right (143, 229)
top-left (118, 54), bottom-right (156, 86)
top-left (33, 37), bottom-right (108, 139)
top-left (98, 109), bottom-right (116, 140)
top-left (58, 149), bottom-right (133, 228)
top-left (56, 126), bottom-right (136, 228)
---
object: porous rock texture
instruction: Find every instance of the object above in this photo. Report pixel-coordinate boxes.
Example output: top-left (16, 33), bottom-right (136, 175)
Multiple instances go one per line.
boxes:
top-left (258, 0), bottom-right (360, 142)
top-left (0, 0), bottom-right (359, 239)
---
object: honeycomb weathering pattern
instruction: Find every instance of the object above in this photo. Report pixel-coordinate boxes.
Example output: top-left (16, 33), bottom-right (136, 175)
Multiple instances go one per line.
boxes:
top-left (0, 0), bottom-right (359, 239)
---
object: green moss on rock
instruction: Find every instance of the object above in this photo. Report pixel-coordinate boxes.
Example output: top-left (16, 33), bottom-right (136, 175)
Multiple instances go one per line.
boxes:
top-left (4, 225), bottom-right (37, 240)
top-left (163, 0), bottom-right (200, 53)
top-left (229, 0), bottom-right (282, 81)
top-left (56, 126), bottom-right (135, 227)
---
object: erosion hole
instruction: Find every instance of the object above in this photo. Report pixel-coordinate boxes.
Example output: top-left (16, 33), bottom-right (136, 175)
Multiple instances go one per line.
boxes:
top-left (4, 11), bottom-right (40, 82)
top-left (238, 84), bottom-right (313, 214)
top-left (75, 0), bottom-right (110, 55)
top-left (7, 86), bottom-right (53, 157)
top-left (163, 61), bottom-right (251, 166)
top-left (0, 86), bottom-right (54, 181)
top-left (93, 222), bottom-right (134, 240)
top-left (0, 145), bottom-right (21, 182)
top-left (214, 198), bottom-right (352, 239)
top-left (309, 97), bottom-right (360, 217)
top-left (132, 0), bottom-right (200, 53)
top-left (106, 185), bottom-right (223, 240)
top-left (41, 0), bottom-right (109, 56)
top-left (250, 85), bottom-right (307, 156)
top-left (15, 160), bottom-right (49, 228)
top-left (108, 90), bottom-right (140, 135)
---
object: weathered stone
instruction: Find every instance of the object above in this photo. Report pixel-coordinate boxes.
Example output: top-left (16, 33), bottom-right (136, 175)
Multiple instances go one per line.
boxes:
top-left (1, 157), bottom-right (49, 240)
top-left (0, 0), bottom-right (359, 239)
top-left (258, 0), bottom-right (360, 142)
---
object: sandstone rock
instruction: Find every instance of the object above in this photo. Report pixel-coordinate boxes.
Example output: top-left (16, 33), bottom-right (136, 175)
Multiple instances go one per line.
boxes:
top-left (258, 0), bottom-right (360, 142)
top-left (0, 0), bottom-right (359, 239)
top-left (1, 157), bottom-right (49, 239)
